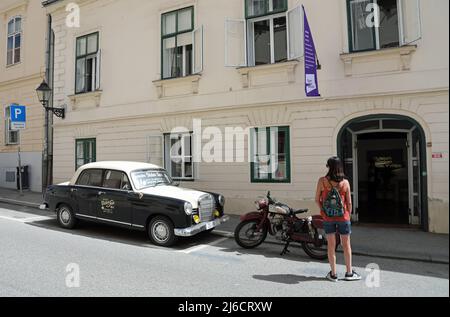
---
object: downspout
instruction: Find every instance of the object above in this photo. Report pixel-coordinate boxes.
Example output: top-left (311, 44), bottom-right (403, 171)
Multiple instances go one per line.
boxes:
top-left (43, 13), bottom-right (54, 192)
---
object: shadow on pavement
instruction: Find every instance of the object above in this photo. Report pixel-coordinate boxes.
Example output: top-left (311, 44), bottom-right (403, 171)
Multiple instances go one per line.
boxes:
top-left (253, 274), bottom-right (325, 284)
top-left (25, 218), bottom-right (449, 280)
top-left (218, 241), bottom-right (449, 280)
top-left (26, 218), bottom-right (222, 251)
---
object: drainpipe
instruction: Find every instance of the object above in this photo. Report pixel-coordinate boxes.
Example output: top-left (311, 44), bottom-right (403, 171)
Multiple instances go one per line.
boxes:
top-left (43, 13), bottom-right (54, 193)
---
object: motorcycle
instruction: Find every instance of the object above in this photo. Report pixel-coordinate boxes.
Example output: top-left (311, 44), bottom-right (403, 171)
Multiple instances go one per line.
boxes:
top-left (234, 192), bottom-right (340, 260)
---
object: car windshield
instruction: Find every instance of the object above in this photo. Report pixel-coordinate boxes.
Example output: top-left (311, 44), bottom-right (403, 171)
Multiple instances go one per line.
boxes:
top-left (131, 169), bottom-right (173, 190)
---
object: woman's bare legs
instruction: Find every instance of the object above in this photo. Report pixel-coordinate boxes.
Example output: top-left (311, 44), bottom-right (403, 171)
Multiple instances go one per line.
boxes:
top-left (327, 234), bottom-right (337, 276)
top-left (340, 234), bottom-right (353, 274)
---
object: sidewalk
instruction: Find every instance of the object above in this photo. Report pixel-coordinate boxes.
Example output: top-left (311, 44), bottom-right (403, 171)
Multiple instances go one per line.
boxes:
top-left (0, 187), bottom-right (448, 264)
top-left (217, 215), bottom-right (449, 264)
top-left (0, 187), bottom-right (43, 209)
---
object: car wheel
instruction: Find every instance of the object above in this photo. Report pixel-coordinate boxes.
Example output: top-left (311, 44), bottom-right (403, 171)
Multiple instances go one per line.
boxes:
top-left (148, 216), bottom-right (178, 247)
top-left (57, 204), bottom-right (77, 229)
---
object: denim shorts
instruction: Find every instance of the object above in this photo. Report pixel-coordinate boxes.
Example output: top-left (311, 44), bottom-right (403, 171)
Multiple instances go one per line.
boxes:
top-left (323, 221), bottom-right (352, 235)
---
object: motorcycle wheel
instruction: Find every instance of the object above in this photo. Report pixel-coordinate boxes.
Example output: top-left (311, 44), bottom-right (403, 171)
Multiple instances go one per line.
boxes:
top-left (234, 220), bottom-right (268, 249)
top-left (301, 228), bottom-right (329, 261)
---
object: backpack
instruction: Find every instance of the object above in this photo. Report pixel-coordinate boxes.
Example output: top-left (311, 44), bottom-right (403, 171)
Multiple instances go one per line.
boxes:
top-left (322, 178), bottom-right (345, 218)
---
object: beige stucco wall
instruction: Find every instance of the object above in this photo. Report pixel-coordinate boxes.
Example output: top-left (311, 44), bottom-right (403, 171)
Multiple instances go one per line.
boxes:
top-left (0, 0), bottom-right (47, 191)
top-left (46, 0), bottom-right (449, 233)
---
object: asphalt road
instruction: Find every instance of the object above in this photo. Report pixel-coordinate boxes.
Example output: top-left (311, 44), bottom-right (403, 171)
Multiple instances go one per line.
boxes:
top-left (0, 203), bottom-right (448, 297)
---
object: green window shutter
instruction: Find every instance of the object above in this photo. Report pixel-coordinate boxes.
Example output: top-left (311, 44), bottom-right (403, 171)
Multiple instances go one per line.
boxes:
top-left (251, 126), bottom-right (291, 183)
top-left (75, 138), bottom-right (96, 170)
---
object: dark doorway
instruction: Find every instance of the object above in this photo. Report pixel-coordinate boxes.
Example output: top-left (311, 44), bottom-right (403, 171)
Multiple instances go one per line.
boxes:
top-left (357, 132), bottom-right (409, 224)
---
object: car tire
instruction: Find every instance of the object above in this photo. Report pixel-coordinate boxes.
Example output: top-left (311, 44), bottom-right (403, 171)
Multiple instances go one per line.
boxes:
top-left (57, 204), bottom-right (77, 229)
top-left (148, 216), bottom-right (178, 247)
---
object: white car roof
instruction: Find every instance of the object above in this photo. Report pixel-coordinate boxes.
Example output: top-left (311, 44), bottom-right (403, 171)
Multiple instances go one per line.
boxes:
top-left (79, 161), bottom-right (163, 174)
top-left (70, 161), bottom-right (164, 185)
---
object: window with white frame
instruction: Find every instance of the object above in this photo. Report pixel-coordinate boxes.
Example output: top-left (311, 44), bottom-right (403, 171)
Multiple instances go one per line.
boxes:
top-left (75, 32), bottom-right (101, 94)
top-left (7, 16), bottom-right (22, 66)
top-left (4, 106), bottom-right (19, 145)
top-left (164, 133), bottom-right (194, 180)
top-left (161, 7), bottom-right (203, 80)
top-left (347, 0), bottom-right (422, 52)
top-left (225, 0), bottom-right (303, 67)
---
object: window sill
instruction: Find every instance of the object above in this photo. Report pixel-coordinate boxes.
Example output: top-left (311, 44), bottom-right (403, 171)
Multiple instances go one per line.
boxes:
top-left (68, 90), bottom-right (102, 110)
top-left (153, 74), bottom-right (201, 99)
top-left (237, 60), bottom-right (298, 88)
top-left (340, 45), bottom-right (417, 77)
top-left (6, 62), bottom-right (22, 69)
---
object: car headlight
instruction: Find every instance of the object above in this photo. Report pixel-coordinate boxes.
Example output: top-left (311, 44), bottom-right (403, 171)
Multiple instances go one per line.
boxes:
top-left (184, 202), bottom-right (193, 216)
top-left (218, 195), bottom-right (225, 207)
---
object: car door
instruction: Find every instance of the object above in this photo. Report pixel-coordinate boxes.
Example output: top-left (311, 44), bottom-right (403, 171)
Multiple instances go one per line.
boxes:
top-left (74, 169), bottom-right (104, 219)
top-left (97, 170), bottom-right (133, 227)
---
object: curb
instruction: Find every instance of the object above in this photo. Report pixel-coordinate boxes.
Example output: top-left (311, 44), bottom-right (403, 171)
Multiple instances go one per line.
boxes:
top-left (211, 231), bottom-right (450, 265)
top-left (0, 198), bottom-right (41, 209)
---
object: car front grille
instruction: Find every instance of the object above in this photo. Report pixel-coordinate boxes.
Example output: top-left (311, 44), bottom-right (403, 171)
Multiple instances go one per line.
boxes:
top-left (199, 194), bottom-right (216, 222)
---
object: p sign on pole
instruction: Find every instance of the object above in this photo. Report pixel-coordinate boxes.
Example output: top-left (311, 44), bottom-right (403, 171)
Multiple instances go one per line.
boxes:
top-left (10, 104), bottom-right (26, 130)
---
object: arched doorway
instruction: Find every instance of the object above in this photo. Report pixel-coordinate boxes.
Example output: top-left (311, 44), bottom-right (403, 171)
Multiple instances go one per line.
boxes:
top-left (338, 115), bottom-right (428, 230)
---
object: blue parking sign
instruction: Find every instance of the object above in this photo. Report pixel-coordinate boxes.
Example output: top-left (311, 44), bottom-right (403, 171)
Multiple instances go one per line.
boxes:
top-left (10, 104), bottom-right (26, 130)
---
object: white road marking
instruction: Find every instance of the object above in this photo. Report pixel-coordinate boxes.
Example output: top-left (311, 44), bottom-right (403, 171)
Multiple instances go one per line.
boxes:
top-left (0, 208), bottom-right (53, 224)
top-left (0, 215), bottom-right (52, 223)
top-left (179, 237), bottom-right (229, 254)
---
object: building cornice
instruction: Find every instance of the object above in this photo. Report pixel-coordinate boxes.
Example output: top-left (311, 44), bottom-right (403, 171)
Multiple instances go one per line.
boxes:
top-left (0, 0), bottom-right (29, 17)
top-left (52, 87), bottom-right (449, 128)
top-left (0, 73), bottom-right (44, 91)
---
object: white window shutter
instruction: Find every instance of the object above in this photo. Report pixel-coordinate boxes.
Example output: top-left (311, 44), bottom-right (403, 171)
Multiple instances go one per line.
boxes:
top-left (398, 0), bottom-right (422, 46)
top-left (95, 49), bottom-right (101, 90)
top-left (287, 5), bottom-right (304, 60)
top-left (192, 26), bottom-right (204, 74)
top-left (147, 134), bottom-right (164, 167)
top-left (225, 19), bottom-right (247, 67)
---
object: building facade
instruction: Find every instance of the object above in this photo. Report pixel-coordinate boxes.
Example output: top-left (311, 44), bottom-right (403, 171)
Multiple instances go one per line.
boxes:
top-left (43, 0), bottom-right (449, 233)
top-left (0, 0), bottom-right (47, 192)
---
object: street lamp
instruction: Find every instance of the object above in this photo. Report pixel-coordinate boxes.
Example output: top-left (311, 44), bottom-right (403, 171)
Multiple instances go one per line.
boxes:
top-left (36, 79), bottom-right (65, 119)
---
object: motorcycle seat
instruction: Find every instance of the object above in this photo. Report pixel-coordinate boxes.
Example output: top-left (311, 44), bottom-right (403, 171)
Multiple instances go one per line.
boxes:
top-left (291, 209), bottom-right (309, 215)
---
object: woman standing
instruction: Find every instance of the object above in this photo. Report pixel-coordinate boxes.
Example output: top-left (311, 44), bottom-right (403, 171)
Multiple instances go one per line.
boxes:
top-left (315, 156), bottom-right (361, 282)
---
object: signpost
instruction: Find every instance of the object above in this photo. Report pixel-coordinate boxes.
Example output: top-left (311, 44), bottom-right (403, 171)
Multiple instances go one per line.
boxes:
top-left (10, 104), bottom-right (26, 195)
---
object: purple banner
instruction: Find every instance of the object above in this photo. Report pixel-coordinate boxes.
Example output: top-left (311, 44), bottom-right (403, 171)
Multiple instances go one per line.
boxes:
top-left (303, 6), bottom-right (320, 97)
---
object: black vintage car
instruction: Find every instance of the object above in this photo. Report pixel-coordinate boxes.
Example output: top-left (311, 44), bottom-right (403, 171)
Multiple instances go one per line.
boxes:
top-left (41, 161), bottom-right (228, 247)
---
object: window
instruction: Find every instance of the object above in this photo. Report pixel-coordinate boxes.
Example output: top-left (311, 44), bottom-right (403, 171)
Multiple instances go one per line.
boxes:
top-left (225, 0), bottom-right (303, 67)
top-left (75, 32), bottom-right (101, 94)
top-left (251, 126), bottom-right (291, 183)
top-left (347, 0), bottom-right (422, 52)
top-left (164, 133), bottom-right (194, 180)
top-left (76, 169), bottom-right (103, 187)
top-left (131, 169), bottom-right (172, 190)
top-left (247, 0), bottom-right (288, 66)
top-left (7, 16), bottom-right (22, 66)
top-left (103, 170), bottom-right (131, 190)
top-left (246, 0), bottom-right (288, 19)
top-left (161, 7), bottom-right (203, 79)
top-left (75, 138), bottom-right (96, 170)
top-left (4, 106), bottom-right (19, 145)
